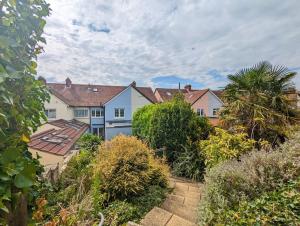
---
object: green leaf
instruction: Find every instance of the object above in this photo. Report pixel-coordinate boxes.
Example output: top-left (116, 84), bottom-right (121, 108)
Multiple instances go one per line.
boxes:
top-left (14, 173), bottom-right (33, 188)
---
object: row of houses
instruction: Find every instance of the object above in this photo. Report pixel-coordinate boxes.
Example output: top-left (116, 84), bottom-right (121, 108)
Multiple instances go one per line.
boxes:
top-left (28, 77), bottom-right (223, 171)
top-left (43, 77), bottom-right (224, 138)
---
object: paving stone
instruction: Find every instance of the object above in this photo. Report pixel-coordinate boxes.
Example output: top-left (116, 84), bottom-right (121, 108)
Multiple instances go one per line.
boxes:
top-left (166, 215), bottom-right (197, 226)
top-left (141, 207), bottom-right (172, 226)
top-left (184, 197), bottom-right (200, 207)
top-left (167, 194), bottom-right (185, 204)
top-left (161, 199), bottom-right (198, 223)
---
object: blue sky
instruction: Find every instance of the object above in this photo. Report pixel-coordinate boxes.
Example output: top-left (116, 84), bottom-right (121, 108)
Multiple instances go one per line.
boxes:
top-left (37, 0), bottom-right (300, 89)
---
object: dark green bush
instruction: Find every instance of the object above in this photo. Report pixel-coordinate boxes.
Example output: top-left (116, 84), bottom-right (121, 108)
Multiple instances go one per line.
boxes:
top-left (77, 133), bottom-right (102, 152)
top-left (133, 94), bottom-right (211, 163)
top-left (198, 131), bottom-right (300, 225)
top-left (173, 140), bottom-right (205, 181)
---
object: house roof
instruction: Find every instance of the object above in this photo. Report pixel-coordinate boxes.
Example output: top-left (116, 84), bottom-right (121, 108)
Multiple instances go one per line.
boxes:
top-left (47, 82), bottom-right (157, 107)
top-left (184, 89), bottom-right (209, 105)
top-left (155, 87), bottom-right (223, 104)
top-left (29, 119), bottom-right (89, 156)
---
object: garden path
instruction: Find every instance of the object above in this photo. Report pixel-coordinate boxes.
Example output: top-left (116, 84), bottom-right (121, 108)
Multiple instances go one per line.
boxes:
top-left (128, 177), bottom-right (202, 226)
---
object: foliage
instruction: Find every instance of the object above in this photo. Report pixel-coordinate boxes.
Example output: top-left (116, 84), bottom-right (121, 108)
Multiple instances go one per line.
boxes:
top-left (219, 179), bottom-right (300, 225)
top-left (198, 131), bottom-right (300, 225)
top-left (94, 135), bottom-right (169, 200)
top-left (77, 133), bottom-right (102, 153)
top-left (132, 104), bottom-right (157, 141)
top-left (220, 61), bottom-right (299, 145)
top-left (133, 94), bottom-right (211, 163)
top-left (103, 201), bottom-right (139, 226)
top-left (0, 0), bottom-right (50, 223)
top-left (199, 128), bottom-right (255, 168)
top-left (173, 140), bottom-right (205, 181)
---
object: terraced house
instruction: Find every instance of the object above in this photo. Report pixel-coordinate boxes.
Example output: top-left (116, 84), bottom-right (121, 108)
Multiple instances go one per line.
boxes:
top-left (43, 78), bottom-right (157, 140)
top-left (155, 85), bottom-right (223, 126)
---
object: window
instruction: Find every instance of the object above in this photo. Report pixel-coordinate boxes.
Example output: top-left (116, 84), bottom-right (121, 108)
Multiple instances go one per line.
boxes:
top-left (74, 108), bottom-right (89, 118)
top-left (92, 127), bottom-right (104, 137)
top-left (91, 108), bottom-right (104, 118)
top-left (213, 108), bottom-right (219, 116)
top-left (45, 109), bottom-right (56, 119)
top-left (197, 108), bottom-right (205, 116)
top-left (115, 108), bottom-right (125, 118)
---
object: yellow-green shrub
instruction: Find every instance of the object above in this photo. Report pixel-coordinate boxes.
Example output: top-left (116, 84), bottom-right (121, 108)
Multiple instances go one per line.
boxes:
top-left (94, 135), bottom-right (169, 200)
top-left (199, 128), bottom-right (255, 168)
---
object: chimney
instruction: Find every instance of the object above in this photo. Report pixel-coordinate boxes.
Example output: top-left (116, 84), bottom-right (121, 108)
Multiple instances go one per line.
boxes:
top-left (131, 81), bottom-right (136, 87)
top-left (184, 84), bottom-right (192, 92)
top-left (37, 76), bottom-right (46, 85)
top-left (65, 77), bottom-right (72, 88)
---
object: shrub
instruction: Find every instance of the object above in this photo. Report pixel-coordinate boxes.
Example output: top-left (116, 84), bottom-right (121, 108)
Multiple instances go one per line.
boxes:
top-left (132, 104), bottom-right (157, 141)
top-left (94, 135), bottom-right (169, 200)
top-left (133, 94), bottom-right (211, 163)
top-left (198, 132), bottom-right (300, 225)
top-left (103, 201), bottom-right (139, 226)
top-left (173, 140), bottom-right (205, 181)
top-left (77, 133), bottom-right (102, 153)
top-left (199, 128), bottom-right (255, 168)
top-left (220, 179), bottom-right (300, 225)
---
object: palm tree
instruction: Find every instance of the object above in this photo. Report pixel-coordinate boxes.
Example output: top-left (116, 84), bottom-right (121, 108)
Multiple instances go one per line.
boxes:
top-left (220, 61), bottom-right (298, 146)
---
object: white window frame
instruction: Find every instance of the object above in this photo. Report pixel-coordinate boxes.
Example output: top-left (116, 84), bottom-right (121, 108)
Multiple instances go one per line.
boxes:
top-left (45, 109), bottom-right (56, 119)
top-left (114, 108), bottom-right (125, 119)
top-left (91, 108), bottom-right (104, 118)
top-left (92, 127), bottom-right (104, 137)
top-left (212, 108), bottom-right (219, 117)
top-left (197, 108), bottom-right (205, 117)
top-left (74, 108), bottom-right (89, 118)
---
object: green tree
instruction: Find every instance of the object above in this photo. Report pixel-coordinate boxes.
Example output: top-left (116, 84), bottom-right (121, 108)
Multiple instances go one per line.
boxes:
top-left (0, 0), bottom-right (50, 225)
top-left (221, 61), bottom-right (298, 145)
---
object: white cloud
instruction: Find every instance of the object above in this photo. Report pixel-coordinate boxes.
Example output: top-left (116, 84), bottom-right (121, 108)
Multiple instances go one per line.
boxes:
top-left (37, 0), bottom-right (300, 89)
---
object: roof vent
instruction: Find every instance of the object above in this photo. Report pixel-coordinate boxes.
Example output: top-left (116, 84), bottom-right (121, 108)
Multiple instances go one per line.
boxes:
top-left (93, 88), bottom-right (98, 92)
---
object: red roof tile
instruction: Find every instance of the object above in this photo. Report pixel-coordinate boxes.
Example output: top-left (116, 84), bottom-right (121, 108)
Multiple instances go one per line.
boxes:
top-left (29, 119), bottom-right (89, 156)
top-left (155, 88), bottom-right (223, 104)
top-left (47, 82), bottom-right (156, 107)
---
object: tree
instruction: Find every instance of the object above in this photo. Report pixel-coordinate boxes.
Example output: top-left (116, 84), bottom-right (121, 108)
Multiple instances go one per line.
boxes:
top-left (133, 94), bottom-right (211, 163)
top-left (0, 0), bottom-right (50, 225)
top-left (220, 61), bottom-right (298, 146)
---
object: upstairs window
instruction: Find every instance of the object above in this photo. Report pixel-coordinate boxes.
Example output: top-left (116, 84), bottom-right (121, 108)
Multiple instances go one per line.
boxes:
top-left (115, 108), bottom-right (125, 118)
top-left (74, 108), bottom-right (89, 118)
top-left (45, 109), bottom-right (56, 119)
top-left (197, 108), bottom-right (205, 117)
top-left (91, 108), bottom-right (104, 118)
top-left (213, 108), bottom-right (219, 116)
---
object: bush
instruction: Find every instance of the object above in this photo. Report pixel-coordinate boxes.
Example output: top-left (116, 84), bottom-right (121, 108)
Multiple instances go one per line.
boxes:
top-left (132, 104), bottom-right (157, 141)
top-left (173, 140), bottom-right (205, 181)
top-left (133, 94), bottom-right (211, 163)
top-left (103, 201), bottom-right (139, 226)
top-left (198, 132), bottom-right (300, 225)
top-left (77, 133), bottom-right (102, 152)
top-left (94, 135), bottom-right (169, 200)
top-left (220, 179), bottom-right (300, 225)
top-left (199, 128), bottom-right (255, 168)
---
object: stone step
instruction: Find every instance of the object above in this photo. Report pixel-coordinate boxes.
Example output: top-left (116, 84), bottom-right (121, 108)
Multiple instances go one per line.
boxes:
top-left (139, 207), bottom-right (196, 226)
top-left (161, 198), bottom-right (198, 223)
top-left (140, 207), bottom-right (172, 226)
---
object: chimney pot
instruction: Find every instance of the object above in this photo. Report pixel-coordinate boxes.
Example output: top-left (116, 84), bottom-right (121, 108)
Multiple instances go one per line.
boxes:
top-left (184, 84), bottom-right (192, 92)
top-left (65, 77), bottom-right (72, 88)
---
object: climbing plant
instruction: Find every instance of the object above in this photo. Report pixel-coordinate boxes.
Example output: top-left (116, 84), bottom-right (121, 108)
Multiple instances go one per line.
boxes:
top-left (0, 0), bottom-right (50, 224)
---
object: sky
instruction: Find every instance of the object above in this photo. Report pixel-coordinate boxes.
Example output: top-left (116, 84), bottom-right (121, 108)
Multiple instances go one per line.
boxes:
top-left (37, 0), bottom-right (300, 90)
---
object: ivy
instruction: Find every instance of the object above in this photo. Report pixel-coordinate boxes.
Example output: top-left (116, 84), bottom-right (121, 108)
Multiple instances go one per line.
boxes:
top-left (0, 0), bottom-right (50, 224)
